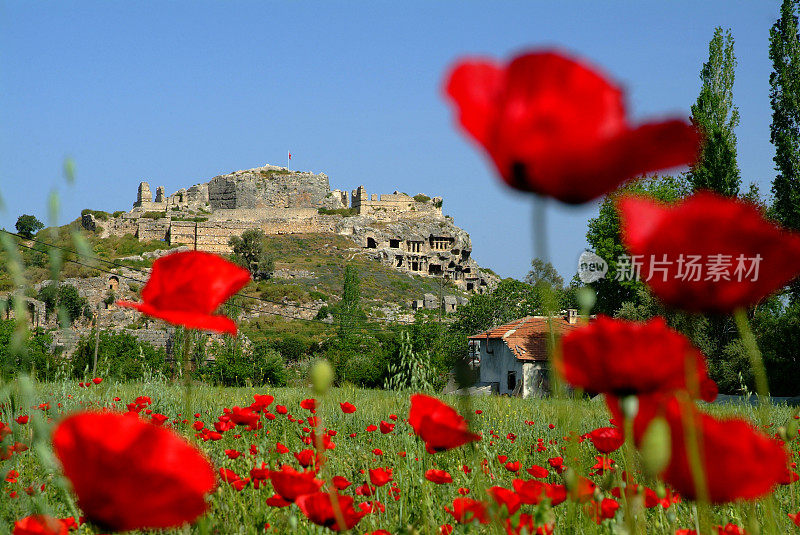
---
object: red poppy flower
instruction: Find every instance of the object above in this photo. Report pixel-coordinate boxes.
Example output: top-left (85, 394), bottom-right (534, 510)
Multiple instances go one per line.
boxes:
top-left (269, 465), bottom-right (323, 502)
top-left (266, 494), bottom-right (291, 507)
top-left (443, 50), bottom-right (699, 203)
top-left (369, 467), bottom-right (393, 487)
top-left (340, 402), bottom-right (356, 413)
top-left (425, 469), bottom-right (453, 484)
top-left (51, 411), bottom-right (215, 531)
top-left (789, 510), bottom-right (800, 527)
top-left (15, 416), bottom-right (28, 425)
top-left (618, 192), bottom-right (800, 312)
top-left (444, 497), bottom-right (489, 524)
top-left (487, 486), bottom-right (521, 515)
top-left (12, 516), bottom-right (67, 535)
top-left (408, 394), bottom-right (480, 453)
top-left (379, 420), bottom-right (395, 434)
top-left (295, 491), bottom-right (366, 531)
top-left (558, 315), bottom-right (708, 396)
top-left (526, 465), bottom-right (549, 478)
top-left (607, 394), bottom-right (787, 503)
top-left (332, 476), bottom-right (352, 490)
top-left (117, 251), bottom-right (250, 335)
top-left (589, 427), bottom-right (624, 454)
top-left (505, 515), bottom-right (554, 535)
top-left (513, 478), bottom-right (547, 505)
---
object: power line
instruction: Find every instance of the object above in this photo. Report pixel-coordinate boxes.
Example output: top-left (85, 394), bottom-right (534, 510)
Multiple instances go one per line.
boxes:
top-left (0, 229), bottom-right (416, 324)
top-left (1, 230), bottom-right (417, 332)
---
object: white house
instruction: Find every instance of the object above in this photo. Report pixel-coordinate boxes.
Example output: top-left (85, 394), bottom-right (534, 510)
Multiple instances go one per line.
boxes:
top-left (468, 311), bottom-right (585, 398)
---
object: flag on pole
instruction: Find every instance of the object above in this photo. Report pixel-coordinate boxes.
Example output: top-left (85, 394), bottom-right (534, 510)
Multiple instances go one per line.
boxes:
top-left (288, 151), bottom-right (292, 160)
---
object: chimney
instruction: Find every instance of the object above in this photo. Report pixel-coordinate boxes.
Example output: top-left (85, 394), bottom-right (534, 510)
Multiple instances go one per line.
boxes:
top-left (566, 309), bottom-right (578, 324)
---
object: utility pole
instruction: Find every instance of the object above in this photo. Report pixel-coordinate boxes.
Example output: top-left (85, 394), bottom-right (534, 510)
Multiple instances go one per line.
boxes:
top-left (92, 303), bottom-right (100, 376)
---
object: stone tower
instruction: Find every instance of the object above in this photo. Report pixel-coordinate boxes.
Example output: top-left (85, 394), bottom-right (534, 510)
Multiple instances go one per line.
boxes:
top-left (135, 182), bottom-right (152, 207)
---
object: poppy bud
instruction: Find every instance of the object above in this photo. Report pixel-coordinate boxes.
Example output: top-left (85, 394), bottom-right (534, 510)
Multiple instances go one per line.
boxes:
top-left (576, 287), bottom-right (596, 314)
top-left (621, 396), bottom-right (639, 419)
top-left (786, 419), bottom-right (799, 441)
top-left (778, 426), bottom-right (788, 442)
top-left (639, 417), bottom-right (671, 477)
top-left (310, 359), bottom-right (334, 395)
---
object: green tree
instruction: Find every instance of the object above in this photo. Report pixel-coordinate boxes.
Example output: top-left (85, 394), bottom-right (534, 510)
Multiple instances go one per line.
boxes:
top-left (15, 214), bottom-right (44, 239)
top-left (688, 27), bottom-right (741, 197)
top-left (228, 229), bottom-right (274, 280)
top-left (37, 282), bottom-right (87, 323)
top-left (524, 258), bottom-right (564, 289)
top-left (334, 265), bottom-right (366, 343)
top-left (769, 0), bottom-right (800, 300)
top-left (585, 175), bottom-right (691, 314)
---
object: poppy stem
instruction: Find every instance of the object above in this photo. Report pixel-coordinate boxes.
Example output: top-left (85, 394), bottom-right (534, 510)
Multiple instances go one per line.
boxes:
top-left (676, 392), bottom-right (711, 534)
top-left (732, 308), bottom-right (781, 535)
top-left (732, 308), bottom-right (770, 403)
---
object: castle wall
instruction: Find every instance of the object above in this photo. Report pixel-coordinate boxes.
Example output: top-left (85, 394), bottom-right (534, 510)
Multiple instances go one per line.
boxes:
top-left (207, 169), bottom-right (330, 210)
top-left (136, 219), bottom-right (170, 242)
top-left (162, 214), bottom-right (340, 254)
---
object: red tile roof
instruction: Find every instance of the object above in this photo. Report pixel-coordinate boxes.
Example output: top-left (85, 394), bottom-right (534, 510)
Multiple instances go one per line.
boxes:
top-left (469, 315), bottom-right (587, 361)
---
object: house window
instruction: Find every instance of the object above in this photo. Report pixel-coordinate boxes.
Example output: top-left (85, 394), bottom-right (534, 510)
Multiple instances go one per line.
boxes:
top-left (407, 241), bottom-right (421, 252)
top-left (507, 371), bottom-right (517, 391)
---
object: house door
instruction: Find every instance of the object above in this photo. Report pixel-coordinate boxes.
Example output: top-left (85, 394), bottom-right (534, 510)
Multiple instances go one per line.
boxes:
top-left (507, 371), bottom-right (517, 392)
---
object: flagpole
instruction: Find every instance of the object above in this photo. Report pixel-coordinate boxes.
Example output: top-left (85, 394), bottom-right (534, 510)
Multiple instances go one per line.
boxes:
top-left (287, 150), bottom-right (290, 171)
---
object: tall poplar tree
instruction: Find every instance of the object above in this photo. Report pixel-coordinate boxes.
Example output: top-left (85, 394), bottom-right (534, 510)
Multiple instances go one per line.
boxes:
top-left (770, 0), bottom-right (800, 301)
top-left (770, 0), bottom-right (800, 230)
top-left (688, 27), bottom-right (741, 197)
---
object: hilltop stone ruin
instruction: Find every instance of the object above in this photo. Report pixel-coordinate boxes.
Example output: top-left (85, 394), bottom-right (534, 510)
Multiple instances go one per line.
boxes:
top-left (87, 163), bottom-right (498, 293)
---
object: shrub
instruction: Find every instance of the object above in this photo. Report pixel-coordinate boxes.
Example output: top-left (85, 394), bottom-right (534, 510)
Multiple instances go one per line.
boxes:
top-left (413, 194), bottom-right (430, 203)
top-left (70, 330), bottom-right (169, 380)
top-left (140, 211), bottom-right (166, 219)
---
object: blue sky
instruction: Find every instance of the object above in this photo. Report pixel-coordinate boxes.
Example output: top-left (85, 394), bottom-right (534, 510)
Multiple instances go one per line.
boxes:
top-left (0, 2), bottom-right (783, 280)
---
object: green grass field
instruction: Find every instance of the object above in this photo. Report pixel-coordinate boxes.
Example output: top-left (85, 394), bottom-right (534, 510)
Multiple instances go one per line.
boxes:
top-left (0, 380), bottom-right (798, 534)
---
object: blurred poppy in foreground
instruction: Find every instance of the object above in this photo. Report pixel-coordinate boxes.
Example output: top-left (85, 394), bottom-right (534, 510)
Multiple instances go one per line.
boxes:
top-left (51, 411), bottom-right (215, 531)
top-left (443, 50), bottom-right (699, 203)
top-left (118, 250), bottom-right (250, 335)
top-left (408, 394), bottom-right (480, 453)
top-left (295, 491), bottom-right (366, 531)
top-left (12, 516), bottom-right (68, 535)
top-left (619, 192), bottom-right (800, 312)
top-left (558, 316), bottom-right (710, 397)
top-left (607, 394), bottom-right (787, 503)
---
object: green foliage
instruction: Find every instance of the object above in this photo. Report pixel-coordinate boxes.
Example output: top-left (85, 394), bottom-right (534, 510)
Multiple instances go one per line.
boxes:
top-left (70, 330), bottom-right (169, 380)
top-left (259, 281), bottom-right (309, 303)
top-left (0, 321), bottom-right (55, 380)
top-left (384, 330), bottom-right (434, 391)
top-left (449, 278), bottom-right (543, 337)
top-left (688, 27), bottom-right (741, 196)
top-left (37, 282), bottom-right (87, 323)
top-left (229, 229), bottom-right (274, 281)
top-left (413, 194), bottom-right (430, 203)
top-left (171, 216), bottom-right (208, 223)
top-left (433, 199), bottom-right (443, 208)
top-left (15, 214), bottom-right (44, 239)
top-left (525, 258), bottom-right (564, 290)
top-left (80, 209), bottom-right (109, 221)
top-left (197, 338), bottom-right (287, 386)
top-left (317, 207), bottom-right (358, 217)
top-left (272, 335), bottom-right (310, 362)
top-left (585, 175), bottom-right (691, 314)
top-left (333, 265), bottom-right (367, 344)
top-left (140, 211), bottom-right (166, 219)
top-left (769, 0), bottom-right (800, 301)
